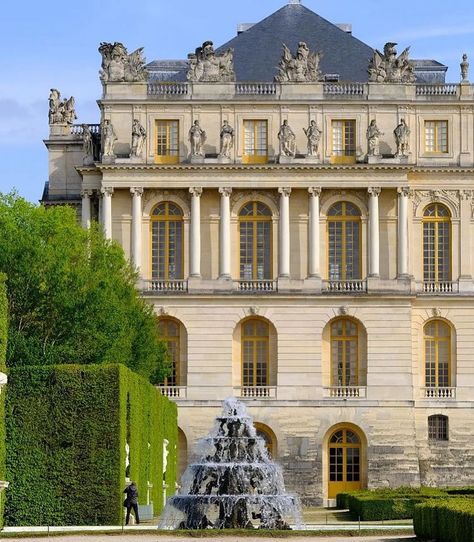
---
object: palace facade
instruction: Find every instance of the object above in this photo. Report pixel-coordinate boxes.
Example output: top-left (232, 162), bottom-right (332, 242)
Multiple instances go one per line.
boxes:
top-left (44, 1), bottom-right (474, 504)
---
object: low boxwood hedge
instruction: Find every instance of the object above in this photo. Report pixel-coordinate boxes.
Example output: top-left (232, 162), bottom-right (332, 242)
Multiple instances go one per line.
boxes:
top-left (414, 498), bottom-right (474, 542)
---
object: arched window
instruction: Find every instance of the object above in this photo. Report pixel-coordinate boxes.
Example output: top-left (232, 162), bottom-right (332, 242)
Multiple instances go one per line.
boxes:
top-left (239, 202), bottom-right (272, 280)
top-left (424, 320), bottom-right (451, 388)
top-left (328, 427), bottom-right (362, 497)
top-left (254, 422), bottom-right (277, 458)
top-left (423, 203), bottom-right (451, 283)
top-left (241, 319), bottom-right (269, 387)
top-left (151, 202), bottom-right (184, 280)
top-left (428, 415), bottom-right (449, 441)
top-left (327, 202), bottom-right (361, 280)
top-left (331, 319), bottom-right (359, 387)
top-left (158, 318), bottom-right (180, 386)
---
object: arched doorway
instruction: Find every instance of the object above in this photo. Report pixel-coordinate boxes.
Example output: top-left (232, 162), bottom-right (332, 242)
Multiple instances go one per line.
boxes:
top-left (327, 425), bottom-right (364, 498)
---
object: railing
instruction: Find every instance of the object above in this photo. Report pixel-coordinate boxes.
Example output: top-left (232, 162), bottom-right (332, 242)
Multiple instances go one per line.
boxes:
top-left (421, 387), bottom-right (456, 399)
top-left (323, 386), bottom-right (367, 398)
top-left (158, 386), bottom-right (187, 399)
top-left (324, 83), bottom-right (365, 96)
top-left (70, 123), bottom-right (100, 136)
top-left (416, 84), bottom-right (458, 96)
top-left (325, 280), bottom-right (367, 293)
top-left (422, 281), bottom-right (458, 294)
top-left (237, 280), bottom-right (277, 292)
top-left (143, 280), bottom-right (188, 293)
top-left (147, 82), bottom-right (189, 95)
top-left (234, 386), bottom-right (277, 399)
top-left (235, 83), bottom-right (277, 95)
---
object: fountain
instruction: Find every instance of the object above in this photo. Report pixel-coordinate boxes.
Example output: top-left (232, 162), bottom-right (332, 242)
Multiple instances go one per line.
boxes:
top-left (159, 397), bottom-right (303, 530)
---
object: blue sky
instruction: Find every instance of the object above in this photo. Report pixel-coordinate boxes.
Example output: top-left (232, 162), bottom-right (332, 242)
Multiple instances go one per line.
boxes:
top-left (1, 0), bottom-right (473, 202)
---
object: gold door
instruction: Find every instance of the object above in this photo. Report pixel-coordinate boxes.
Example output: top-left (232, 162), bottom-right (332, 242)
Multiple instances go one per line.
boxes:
top-left (328, 428), bottom-right (362, 498)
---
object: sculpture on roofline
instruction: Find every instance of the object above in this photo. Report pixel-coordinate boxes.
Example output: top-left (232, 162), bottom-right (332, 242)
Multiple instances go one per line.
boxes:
top-left (368, 42), bottom-right (416, 83)
top-left (303, 120), bottom-right (322, 156)
top-left (278, 120), bottom-right (296, 157)
top-left (98, 42), bottom-right (148, 83)
top-left (187, 41), bottom-right (235, 82)
top-left (48, 89), bottom-right (77, 125)
top-left (131, 119), bottom-right (147, 157)
top-left (275, 41), bottom-right (323, 82)
top-left (102, 119), bottom-right (117, 158)
top-left (219, 120), bottom-right (234, 158)
top-left (82, 124), bottom-right (94, 165)
top-left (366, 120), bottom-right (384, 157)
top-left (189, 120), bottom-right (206, 156)
top-left (461, 53), bottom-right (469, 83)
top-left (394, 119), bottom-right (410, 157)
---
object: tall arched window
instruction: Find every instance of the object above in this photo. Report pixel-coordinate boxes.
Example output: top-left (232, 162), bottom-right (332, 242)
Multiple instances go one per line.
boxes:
top-left (328, 427), bottom-right (362, 498)
top-left (327, 202), bottom-right (361, 280)
top-left (424, 320), bottom-right (451, 388)
top-left (158, 318), bottom-right (180, 386)
top-left (239, 202), bottom-right (272, 280)
top-left (254, 422), bottom-right (277, 458)
top-left (242, 319), bottom-right (269, 387)
top-left (423, 203), bottom-right (451, 283)
top-left (151, 202), bottom-right (184, 280)
top-left (331, 319), bottom-right (358, 386)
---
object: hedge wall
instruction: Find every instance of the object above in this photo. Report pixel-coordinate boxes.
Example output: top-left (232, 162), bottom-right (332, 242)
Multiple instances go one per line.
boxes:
top-left (0, 274), bottom-right (7, 528)
top-left (414, 498), bottom-right (474, 542)
top-left (5, 364), bottom-right (177, 526)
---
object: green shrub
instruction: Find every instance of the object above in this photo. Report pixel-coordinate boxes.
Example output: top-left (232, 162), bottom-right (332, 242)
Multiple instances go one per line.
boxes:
top-left (5, 364), bottom-right (177, 526)
top-left (0, 273), bottom-right (6, 371)
top-left (414, 498), bottom-right (474, 542)
top-left (446, 487), bottom-right (474, 496)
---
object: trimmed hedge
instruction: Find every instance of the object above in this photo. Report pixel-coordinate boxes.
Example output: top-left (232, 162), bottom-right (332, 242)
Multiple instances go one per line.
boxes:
top-left (5, 364), bottom-right (177, 526)
top-left (0, 273), bottom-right (7, 528)
top-left (414, 498), bottom-right (474, 542)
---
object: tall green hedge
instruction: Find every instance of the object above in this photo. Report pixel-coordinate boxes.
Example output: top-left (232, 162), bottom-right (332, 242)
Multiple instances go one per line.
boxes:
top-left (414, 498), bottom-right (474, 542)
top-left (0, 273), bottom-right (7, 527)
top-left (5, 364), bottom-right (176, 526)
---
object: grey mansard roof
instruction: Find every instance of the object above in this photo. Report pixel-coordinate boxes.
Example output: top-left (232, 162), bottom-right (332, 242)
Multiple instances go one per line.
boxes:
top-left (147, 3), bottom-right (447, 83)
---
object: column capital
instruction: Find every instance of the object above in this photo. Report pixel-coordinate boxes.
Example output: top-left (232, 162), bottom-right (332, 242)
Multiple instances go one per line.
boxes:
top-left (368, 187), bottom-right (381, 197)
top-left (308, 187), bottom-right (322, 197)
top-left (130, 187), bottom-right (144, 197)
top-left (397, 186), bottom-right (410, 197)
top-left (219, 187), bottom-right (232, 197)
top-left (101, 186), bottom-right (114, 196)
top-left (189, 187), bottom-right (203, 197)
top-left (80, 189), bottom-right (93, 198)
top-left (278, 187), bottom-right (292, 197)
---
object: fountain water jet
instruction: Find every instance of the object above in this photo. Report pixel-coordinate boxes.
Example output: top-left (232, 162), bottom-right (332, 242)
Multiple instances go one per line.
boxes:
top-left (159, 397), bottom-right (303, 529)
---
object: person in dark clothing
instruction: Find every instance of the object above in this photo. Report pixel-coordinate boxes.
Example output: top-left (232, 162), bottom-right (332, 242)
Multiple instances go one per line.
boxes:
top-left (123, 481), bottom-right (140, 525)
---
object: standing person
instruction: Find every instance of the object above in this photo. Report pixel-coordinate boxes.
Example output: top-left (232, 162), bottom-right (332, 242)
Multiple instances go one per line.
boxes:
top-left (123, 481), bottom-right (140, 525)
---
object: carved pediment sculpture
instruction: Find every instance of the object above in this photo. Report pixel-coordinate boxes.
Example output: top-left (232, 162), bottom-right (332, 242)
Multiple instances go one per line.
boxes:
top-left (275, 42), bottom-right (323, 82)
top-left (187, 41), bottom-right (235, 82)
top-left (98, 42), bottom-right (148, 83)
top-left (368, 42), bottom-right (416, 83)
top-left (48, 89), bottom-right (77, 125)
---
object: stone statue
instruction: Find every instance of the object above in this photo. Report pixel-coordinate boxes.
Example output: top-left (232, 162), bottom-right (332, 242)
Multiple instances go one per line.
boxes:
top-left (131, 119), bottom-right (146, 157)
top-left (102, 119), bottom-right (117, 158)
top-left (275, 42), bottom-right (323, 82)
top-left (394, 119), bottom-right (410, 157)
top-left (189, 120), bottom-right (206, 156)
top-left (187, 41), bottom-right (235, 82)
top-left (366, 120), bottom-right (384, 156)
top-left (368, 42), bottom-right (416, 83)
top-left (82, 124), bottom-right (94, 165)
top-left (461, 53), bottom-right (469, 83)
top-left (303, 120), bottom-right (322, 156)
top-left (98, 42), bottom-right (148, 83)
top-left (278, 120), bottom-right (296, 157)
top-left (48, 89), bottom-right (76, 125)
top-left (219, 120), bottom-right (234, 158)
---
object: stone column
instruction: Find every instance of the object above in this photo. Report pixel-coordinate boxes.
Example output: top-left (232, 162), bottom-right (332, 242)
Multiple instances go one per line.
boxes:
top-left (278, 187), bottom-right (291, 278)
top-left (308, 187), bottom-right (321, 277)
top-left (189, 187), bottom-right (203, 277)
top-left (101, 186), bottom-right (114, 240)
top-left (397, 187), bottom-right (409, 277)
top-left (459, 190), bottom-right (473, 289)
top-left (130, 187), bottom-right (143, 272)
top-left (81, 189), bottom-right (93, 229)
top-left (219, 187), bottom-right (232, 279)
top-left (368, 187), bottom-right (381, 277)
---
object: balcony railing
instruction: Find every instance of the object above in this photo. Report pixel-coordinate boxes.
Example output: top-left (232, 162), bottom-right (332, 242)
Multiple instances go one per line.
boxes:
top-left (237, 280), bottom-right (277, 292)
top-left (143, 280), bottom-right (188, 293)
top-left (323, 83), bottom-right (366, 96)
top-left (422, 281), bottom-right (458, 294)
top-left (70, 123), bottom-right (100, 136)
top-left (416, 84), bottom-right (458, 96)
top-left (234, 386), bottom-right (277, 399)
top-left (147, 82), bottom-right (189, 95)
top-left (235, 83), bottom-right (277, 95)
top-left (323, 386), bottom-right (367, 398)
top-left (325, 280), bottom-right (367, 293)
top-left (158, 386), bottom-right (187, 399)
top-left (421, 387), bottom-right (456, 399)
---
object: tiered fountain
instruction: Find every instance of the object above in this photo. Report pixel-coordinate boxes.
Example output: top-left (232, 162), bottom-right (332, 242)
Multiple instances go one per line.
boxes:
top-left (159, 397), bottom-right (302, 530)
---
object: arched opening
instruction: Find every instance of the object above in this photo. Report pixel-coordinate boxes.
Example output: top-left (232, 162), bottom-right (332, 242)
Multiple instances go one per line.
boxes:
top-left (157, 317), bottom-right (187, 389)
top-left (327, 202), bottom-right (361, 280)
top-left (422, 203), bottom-right (451, 284)
top-left (150, 202), bottom-right (184, 280)
top-left (238, 202), bottom-right (272, 281)
top-left (177, 428), bottom-right (188, 480)
top-left (423, 319), bottom-right (452, 389)
top-left (428, 415), bottom-right (449, 441)
top-left (254, 422), bottom-right (277, 458)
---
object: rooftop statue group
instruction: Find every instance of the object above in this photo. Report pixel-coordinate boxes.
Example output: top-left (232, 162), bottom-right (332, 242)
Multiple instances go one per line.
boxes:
top-left (368, 42), bottom-right (416, 83)
top-left (187, 41), bottom-right (235, 82)
top-left (48, 89), bottom-right (77, 125)
top-left (275, 41), bottom-right (323, 82)
top-left (98, 42), bottom-right (148, 83)
top-left (366, 118), bottom-right (410, 157)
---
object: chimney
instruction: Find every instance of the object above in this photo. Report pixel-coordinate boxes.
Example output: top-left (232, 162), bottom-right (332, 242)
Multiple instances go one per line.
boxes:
top-left (237, 23), bottom-right (255, 35)
top-left (336, 23), bottom-right (352, 34)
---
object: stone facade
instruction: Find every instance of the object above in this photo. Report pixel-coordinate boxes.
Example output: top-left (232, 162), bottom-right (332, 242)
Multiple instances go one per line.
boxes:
top-left (43, 3), bottom-right (474, 505)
